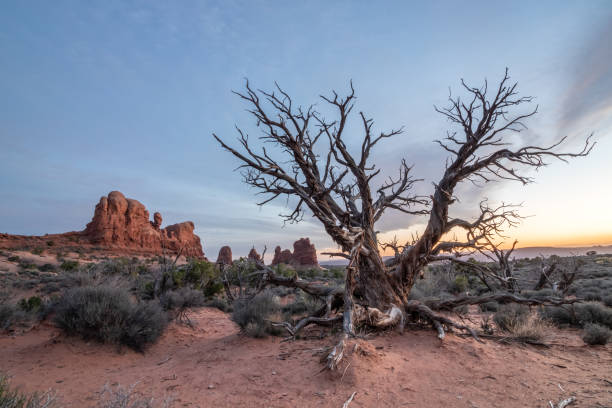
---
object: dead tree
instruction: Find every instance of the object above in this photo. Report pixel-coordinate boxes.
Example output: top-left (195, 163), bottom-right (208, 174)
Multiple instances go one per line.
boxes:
top-left (213, 69), bottom-right (593, 365)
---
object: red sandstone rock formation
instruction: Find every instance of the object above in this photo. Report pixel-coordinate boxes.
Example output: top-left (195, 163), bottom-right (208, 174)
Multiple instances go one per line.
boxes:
top-left (270, 238), bottom-right (318, 267)
top-left (216, 246), bottom-right (233, 266)
top-left (82, 191), bottom-right (204, 257)
top-left (0, 191), bottom-right (205, 258)
top-left (271, 246), bottom-right (293, 265)
top-left (152, 212), bottom-right (162, 230)
top-left (291, 238), bottom-right (318, 266)
top-left (247, 247), bottom-right (262, 263)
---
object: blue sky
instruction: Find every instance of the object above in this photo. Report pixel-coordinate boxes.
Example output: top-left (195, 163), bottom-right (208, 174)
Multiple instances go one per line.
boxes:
top-left (1, 1), bottom-right (611, 260)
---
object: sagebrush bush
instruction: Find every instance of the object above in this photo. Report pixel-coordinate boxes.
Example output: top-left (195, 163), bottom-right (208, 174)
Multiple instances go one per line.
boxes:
top-left (581, 323), bottom-right (611, 345)
top-left (204, 298), bottom-right (232, 312)
top-left (159, 288), bottom-right (205, 311)
top-left (479, 301), bottom-right (499, 312)
top-left (53, 286), bottom-right (167, 351)
top-left (493, 304), bottom-right (530, 331)
top-left (60, 260), bottom-right (79, 271)
top-left (0, 374), bottom-right (59, 408)
top-left (603, 295), bottom-right (612, 308)
top-left (99, 382), bottom-right (173, 408)
top-left (540, 302), bottom-right (612, 329)
top-left (231, 291), bottom-right (282, 338)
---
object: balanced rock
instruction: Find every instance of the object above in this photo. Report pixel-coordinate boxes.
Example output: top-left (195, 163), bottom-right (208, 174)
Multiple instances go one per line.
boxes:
top-left (83, 191), bottom-right (204, 257)
top-left (216, 246), bottom-right (233, 266)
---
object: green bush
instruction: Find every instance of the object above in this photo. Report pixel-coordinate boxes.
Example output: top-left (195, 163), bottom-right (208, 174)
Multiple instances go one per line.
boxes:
top-left (603, 295), bottom-right (612, 308)
top-left (31, 247), bottom-right (44, 256)
top-left (581, 323), bottom-right (611, 345)
top-left (448, 275), bottom-right (469, 294)
top-left (60, 260), bottom-right (79, 271)
top-left (231, 291), bottom-right (282, 338)
top-left (7, 256), bottom-right (19, 263)
top-left (18, 296), bottom-right (42, 313)
top-left (46, 241), bottom-right (54, 247)
top-left (37, 263), bottom-right (56, 272)
top-left (53, 286), bottom-right (167, 351)
top-left (0, 374), bottom-right (59, 408)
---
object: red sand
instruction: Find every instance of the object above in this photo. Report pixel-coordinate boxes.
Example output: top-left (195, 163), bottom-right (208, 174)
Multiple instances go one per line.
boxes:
top-left (1, 308), bottom-right (610, 407)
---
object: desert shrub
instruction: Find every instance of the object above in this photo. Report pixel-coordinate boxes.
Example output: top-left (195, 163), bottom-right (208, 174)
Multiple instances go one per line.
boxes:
top-left (99, 382), bottom-right (172, 408)
top-left (18, 260), bottom-right (36, 270)
top-left (493, 304), bottom-right (530, 331)
top-left (121, 302), bottom-right (167, 351)
top-left (231, 291), bottom-right (282, 338)
top-left (448, 275), bottom-right (468, 294)
top-left (204, 298), bottom-right (232, 313)
top-left (520, 289), bottom-right (563, 300)
top-left (30, 247), bottom-right (44, 256)
top-left (60, 260), bottom-right (79, 271)
top-left (502, 314), bottom-right (552, 342)
top-left (479, 301), bottom-right (499, 312)
top-left (53, 286), bottom-right (167, 351)
top-left (540, 302), bottom-right (612, 329)
top-left (407, 286), bottom-right (424, 300)
top-left (581, 323), bottom-right (611, 345)
top-left (159, 288), bottom-right (205, 311)
top-left (7, 256), bottom-right (19, 262)
top-left (0, 374), bottom-right (59, 408)
top-left (18, 296), bottom-right (42, 313)
top-left (281, 292), bottom-right (323, 317)
top-left (46, 241), bottom-right (54, 247)
top-left (37, 263), bottom-right (56, 272)
top-left (603, 295), bottom-right (612, 307)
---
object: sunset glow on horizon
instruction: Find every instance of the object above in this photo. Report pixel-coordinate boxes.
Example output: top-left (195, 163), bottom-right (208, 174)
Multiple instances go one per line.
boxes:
top-left (1, 1), bottom-right (610, 259)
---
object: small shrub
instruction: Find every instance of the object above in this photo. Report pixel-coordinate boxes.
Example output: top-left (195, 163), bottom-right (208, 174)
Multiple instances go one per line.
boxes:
top-left (46, 241), bottom-right (54, 247)
top-left (448, 275), bottom-right (469, 294)
top-left (31, 247), bottom-right (44, 256)
top-left (479, 301), bottom-right (499, 312)
top-left (581, 323), bottom-right (611, 345)
top-left (0, 374), bottom-right (59, 408)
top-left (7, 256), bottom-right (19, 262)
top-left (493, 304), bottom-right (529, 331)
top-left (540, 302), bottom-right (612, 329)
top-left (60, 260), bottom-right (79, 271)
top-left (99, 382), bottom-right (173, 408)
top-left (504, 314), bottom-right (552, 342)
top-left (603, 295), bottom-right (612, 308)
top-left (231, 291), bottom-right (282, 338)
top-left (159, 288), bottom-right (205, 311)
top-left (53, 286), bottom-right (167, 351)
top-left (37, 263), bottom-right (56, 272)
top-left (18, 296), bottom-right (42, 313)
top-left (205, 298), bottom-right (232, 313)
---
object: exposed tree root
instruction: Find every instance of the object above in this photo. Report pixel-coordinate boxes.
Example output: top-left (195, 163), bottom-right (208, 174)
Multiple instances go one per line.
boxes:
top-left (405, 300), bottom-right (482, 341)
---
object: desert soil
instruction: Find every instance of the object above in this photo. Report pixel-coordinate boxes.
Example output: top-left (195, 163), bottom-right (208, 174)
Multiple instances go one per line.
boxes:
top-left (1, 308), bottom-right (610, 408)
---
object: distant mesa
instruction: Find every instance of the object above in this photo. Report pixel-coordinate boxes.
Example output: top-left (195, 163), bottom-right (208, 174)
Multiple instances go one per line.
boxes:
top-left (272, 238), bottom-right (318, 268)
top-left (0, 191), bottom-right (204, 258)
top-left (216, 246), bottom-right (233, 266)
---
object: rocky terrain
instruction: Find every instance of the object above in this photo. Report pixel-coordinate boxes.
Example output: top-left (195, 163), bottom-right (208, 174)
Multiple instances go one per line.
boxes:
top-left (271, 238), bottom-right (319, 268)
top-left (0, 191), bottom-right (204, 258)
